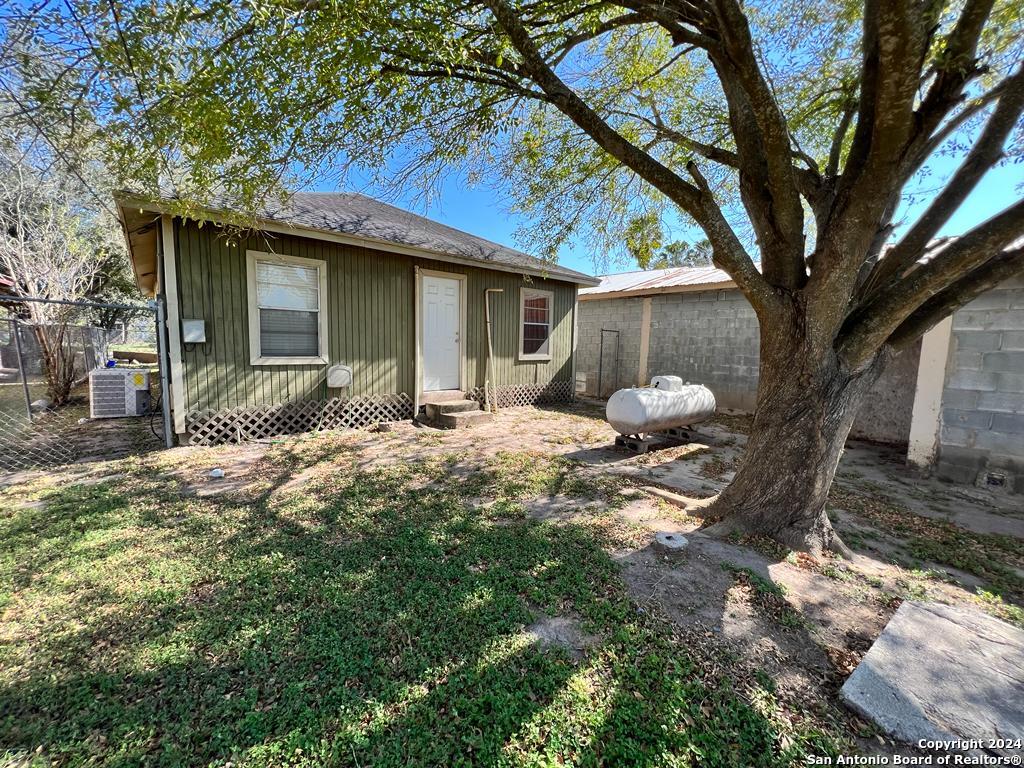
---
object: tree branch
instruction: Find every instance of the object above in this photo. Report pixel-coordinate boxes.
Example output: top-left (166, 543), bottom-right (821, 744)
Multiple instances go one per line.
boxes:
top-left (620, 106), bottom-right (740, 168)
top-left (806, 1), bottom-right (934, 326)
top-left (825, 97), bottom-right (856, 178)
top-left (545, 12), bottom-right (648, 67)
top-left (917, 80), bottom-right (1007, 160)
top-left (888, 246), bottom-right (1024, 350)
top-left (703, 0), bottom-right (807, 289)
top-left (611, 1), bottom-right (720, 51)
top-left (913, 0), bottom-right (996, 143)
top-left (863, 63), bottom-right (1024, 295)
top-left (831, 1), bottom-right (929, 227)
top-left (482, 0), bottom-right (774, 309)
top-left (838, 199), bottom-right (1024, 368)
top-left (380, 58), bottom-right (548, 101)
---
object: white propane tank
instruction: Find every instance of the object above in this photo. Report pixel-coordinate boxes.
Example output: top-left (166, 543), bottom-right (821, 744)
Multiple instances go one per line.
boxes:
top-left (606, 382), bottom-right (716, 436)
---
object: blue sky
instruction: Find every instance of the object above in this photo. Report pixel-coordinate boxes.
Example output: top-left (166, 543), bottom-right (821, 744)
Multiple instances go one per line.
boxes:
top-left (314, 152), bottom-right (1022, 278)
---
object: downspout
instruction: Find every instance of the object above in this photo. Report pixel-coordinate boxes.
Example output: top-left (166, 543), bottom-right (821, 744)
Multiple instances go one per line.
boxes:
top-left (484, 288), bottom-right (503, 413)
top-left (413, 266), bottom-right (422, 422)
top-left (571, 286), bottom-right (579, 399)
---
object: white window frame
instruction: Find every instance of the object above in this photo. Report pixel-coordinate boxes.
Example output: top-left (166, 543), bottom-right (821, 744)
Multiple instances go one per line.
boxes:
top-left (518, 286), bottom-right (554, 362)
top-left (246, 250), bottom-right (329, 366)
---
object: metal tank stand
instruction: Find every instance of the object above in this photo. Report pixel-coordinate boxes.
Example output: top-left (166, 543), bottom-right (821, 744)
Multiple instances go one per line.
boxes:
top-left (614, 428), bottom-right (693, 454)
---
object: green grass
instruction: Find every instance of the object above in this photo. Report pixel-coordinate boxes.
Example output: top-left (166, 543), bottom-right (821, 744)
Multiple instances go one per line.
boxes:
top-left (975, 589), bottom-right (1024, 628)
top-left (720, 564), bottom-right (808, 630)
top-left (0, 380), bottom-right (47, 413)
top-left (110, 344), bottom-right (158, 355)
top-left (0, 441), bottom-right (841, 766)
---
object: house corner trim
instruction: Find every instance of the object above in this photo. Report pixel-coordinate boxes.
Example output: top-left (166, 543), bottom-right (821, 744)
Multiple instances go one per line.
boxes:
top-left (160, 215), bottom-right (187, 435)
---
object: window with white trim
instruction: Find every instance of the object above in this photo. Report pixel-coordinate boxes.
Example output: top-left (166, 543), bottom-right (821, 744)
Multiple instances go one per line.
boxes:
top-left (519, 287), bottom-right (553, 360)
top-left (246, 251), bottom-right (328, 365)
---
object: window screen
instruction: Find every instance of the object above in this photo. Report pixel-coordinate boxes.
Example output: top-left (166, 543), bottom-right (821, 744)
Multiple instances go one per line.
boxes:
top-left (255, 261), bottom-right (320, 357)
top-left (521, 290), bottom-right (551, 357)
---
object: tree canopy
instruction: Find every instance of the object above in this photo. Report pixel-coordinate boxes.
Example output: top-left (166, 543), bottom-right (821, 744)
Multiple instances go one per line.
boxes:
top-left (3, 1), bottom-right (1020, 289)
top-left (624, 213), bottom-right (713, 269)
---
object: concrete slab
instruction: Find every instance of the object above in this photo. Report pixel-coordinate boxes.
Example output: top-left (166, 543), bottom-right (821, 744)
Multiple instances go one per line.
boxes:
top-left (840, 601), bottom-right (1024, 756)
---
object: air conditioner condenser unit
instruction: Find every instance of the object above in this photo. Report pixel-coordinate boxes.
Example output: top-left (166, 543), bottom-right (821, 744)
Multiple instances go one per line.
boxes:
top-left (89, 368), bottom-right (152, 418)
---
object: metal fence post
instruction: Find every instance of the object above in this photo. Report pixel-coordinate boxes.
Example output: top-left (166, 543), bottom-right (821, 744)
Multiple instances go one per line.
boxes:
top-left (11, 319), bottom-right (33, 421)
top-left (153, 298), bottom-right (174, 448)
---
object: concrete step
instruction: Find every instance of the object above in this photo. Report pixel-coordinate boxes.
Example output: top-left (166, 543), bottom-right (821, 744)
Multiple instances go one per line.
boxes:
top-left (425, 400), bottom-right (480, 420)
top-left (420, 389), bottom-right (466, 405)
top-left (437, 410), bottom-right (495, 429)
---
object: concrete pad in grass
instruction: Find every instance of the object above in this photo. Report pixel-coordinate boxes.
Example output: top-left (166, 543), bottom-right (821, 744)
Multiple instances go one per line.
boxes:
top-left (840, 601), bottom-right (1024, 756)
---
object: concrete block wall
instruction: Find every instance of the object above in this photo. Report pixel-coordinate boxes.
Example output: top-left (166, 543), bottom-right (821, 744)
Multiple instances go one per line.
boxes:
top-left (576, 287), bottom-right (921, 444)
top-left (851, 337), bottom-right (922, 444)
top-left (575, 297), bottom-right (644, 396)
top-left (936, 276), bottom-right (1024, 493)
top-left (646, 290), bottom-right (760, 411)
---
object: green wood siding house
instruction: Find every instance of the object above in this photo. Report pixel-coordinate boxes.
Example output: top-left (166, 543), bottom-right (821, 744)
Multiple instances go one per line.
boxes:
top-left (117, 193), bottom-right (598, 444)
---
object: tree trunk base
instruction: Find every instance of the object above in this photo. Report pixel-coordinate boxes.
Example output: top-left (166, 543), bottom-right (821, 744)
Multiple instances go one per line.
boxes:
top-left (702, 512), bottom-right (852, 559)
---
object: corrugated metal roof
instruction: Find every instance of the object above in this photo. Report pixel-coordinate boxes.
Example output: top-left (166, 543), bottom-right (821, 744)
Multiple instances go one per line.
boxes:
top-left (579, 265), bottom-right (735, 296)
top-left (573, 233), bottom-right (1024, 298)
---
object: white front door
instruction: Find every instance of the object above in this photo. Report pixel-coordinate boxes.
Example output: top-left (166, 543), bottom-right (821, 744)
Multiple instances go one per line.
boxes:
top-left (422, 274), bottom-right (461, 391)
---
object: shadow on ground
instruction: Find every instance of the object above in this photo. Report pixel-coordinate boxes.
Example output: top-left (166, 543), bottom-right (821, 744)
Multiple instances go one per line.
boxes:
top-left (0, 436), bottom-right (838, 766)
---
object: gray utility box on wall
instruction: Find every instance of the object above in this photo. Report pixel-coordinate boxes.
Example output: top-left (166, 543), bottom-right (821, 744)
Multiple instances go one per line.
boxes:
top-left (182, 319), bottom-right (206, 344)
top-left (89, 368), bottom-right (151, 418)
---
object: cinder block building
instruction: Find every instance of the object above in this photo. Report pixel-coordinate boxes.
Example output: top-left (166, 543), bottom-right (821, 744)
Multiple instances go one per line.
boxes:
top-left (576, 266), bottom-right (1024, 494)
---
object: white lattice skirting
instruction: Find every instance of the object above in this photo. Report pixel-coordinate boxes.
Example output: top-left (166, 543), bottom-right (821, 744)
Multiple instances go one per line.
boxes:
top-left (467, 380), bottom-right (574, 409)
top-left (185, 394), bottom-right (414, 446)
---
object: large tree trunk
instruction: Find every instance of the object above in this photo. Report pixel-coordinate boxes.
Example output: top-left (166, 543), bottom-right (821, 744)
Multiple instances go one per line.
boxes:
top-left (707, 313), bottom-right (887, 556)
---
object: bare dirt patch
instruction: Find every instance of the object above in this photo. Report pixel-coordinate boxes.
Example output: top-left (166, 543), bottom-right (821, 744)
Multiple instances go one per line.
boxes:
top-left (524, 613), bottom-right (601, 661)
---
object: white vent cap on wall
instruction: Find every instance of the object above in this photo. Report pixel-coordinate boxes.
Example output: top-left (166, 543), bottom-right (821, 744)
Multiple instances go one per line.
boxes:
top-left (327, 364), bottom-right (353, 389)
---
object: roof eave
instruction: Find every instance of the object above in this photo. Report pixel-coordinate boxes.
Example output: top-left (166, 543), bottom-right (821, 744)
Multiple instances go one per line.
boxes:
top-left (115, 198), bottom-right (161, 297)
top-left (114, 192), bottom-right (601, 288)
top-left (579, 280), bottom-right (737, 300)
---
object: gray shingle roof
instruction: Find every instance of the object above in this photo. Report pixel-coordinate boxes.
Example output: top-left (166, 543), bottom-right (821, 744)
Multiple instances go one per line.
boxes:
top-left (258, 192), bottom-right (597, 285)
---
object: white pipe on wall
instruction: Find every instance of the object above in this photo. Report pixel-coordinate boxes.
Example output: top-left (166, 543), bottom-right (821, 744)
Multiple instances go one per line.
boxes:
top-left (413, 266), bottom-right (421, 420)
top-left (484, 288), bottom-right (504, 413)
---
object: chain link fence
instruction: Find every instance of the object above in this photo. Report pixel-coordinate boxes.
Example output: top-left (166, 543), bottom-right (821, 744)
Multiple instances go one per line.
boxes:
top-left (0, 296), bottom-right (170, 473)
